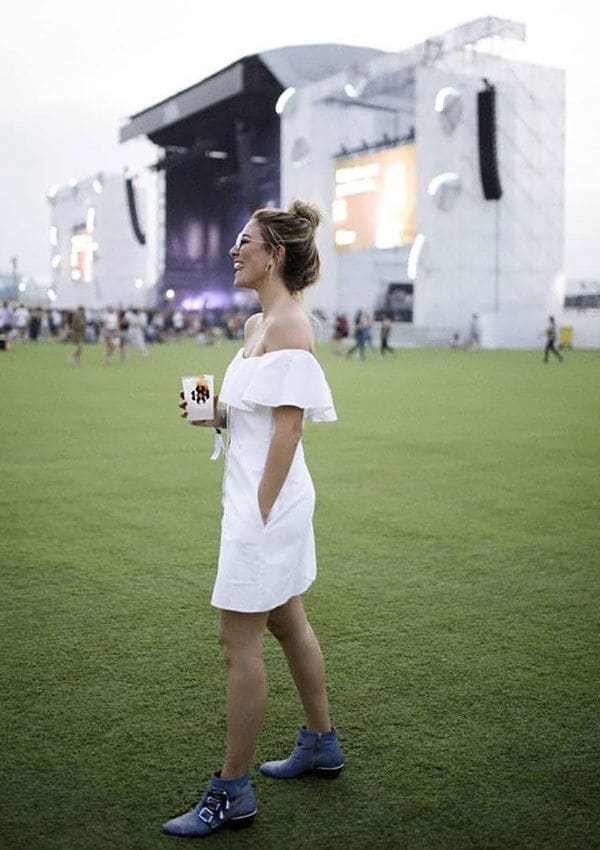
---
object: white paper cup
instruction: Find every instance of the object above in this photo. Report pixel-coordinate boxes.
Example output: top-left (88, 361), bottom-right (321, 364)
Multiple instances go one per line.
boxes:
top-left (182, 374), bottom-right (214, 421)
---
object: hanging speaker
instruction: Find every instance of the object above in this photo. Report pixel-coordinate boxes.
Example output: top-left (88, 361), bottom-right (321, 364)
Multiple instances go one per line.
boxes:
top-left (125, 175), bottom-right (146, 245)
top-left (477, 85), bottom-right (502, 201)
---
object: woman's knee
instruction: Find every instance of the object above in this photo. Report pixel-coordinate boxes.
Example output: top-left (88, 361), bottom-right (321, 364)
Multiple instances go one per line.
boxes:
top-left (267, 597), bottom-right (309, 644)
top-left (218, 614), bottom-right (266, 665)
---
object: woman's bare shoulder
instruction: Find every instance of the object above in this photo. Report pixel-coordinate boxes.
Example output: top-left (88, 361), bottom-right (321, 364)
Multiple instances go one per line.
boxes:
top-left (263, 308), bottom-right (315, 353)
top-left (244, 312), bottom-right (263, 339)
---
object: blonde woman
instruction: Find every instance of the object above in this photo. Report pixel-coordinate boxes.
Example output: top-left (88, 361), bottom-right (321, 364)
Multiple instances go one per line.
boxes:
top-left (164, 202), bottom-right (343, 838)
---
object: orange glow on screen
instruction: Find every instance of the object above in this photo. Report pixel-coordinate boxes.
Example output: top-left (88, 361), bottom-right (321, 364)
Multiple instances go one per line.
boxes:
top-left (333, 143), bottom-right (416, 250)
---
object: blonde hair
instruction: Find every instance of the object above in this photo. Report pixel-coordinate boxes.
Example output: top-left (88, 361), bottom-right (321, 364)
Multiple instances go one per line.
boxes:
top-left (252, 200), bottom-right (322, 294)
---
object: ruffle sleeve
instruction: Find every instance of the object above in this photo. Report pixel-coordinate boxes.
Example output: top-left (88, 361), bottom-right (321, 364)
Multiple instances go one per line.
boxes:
top-left (220, 349), bottom-right (337, 422)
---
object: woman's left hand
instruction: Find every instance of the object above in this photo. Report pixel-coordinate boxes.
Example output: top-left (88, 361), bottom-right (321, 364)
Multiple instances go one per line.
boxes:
top-left (179, 391), bottom-right (221, 427)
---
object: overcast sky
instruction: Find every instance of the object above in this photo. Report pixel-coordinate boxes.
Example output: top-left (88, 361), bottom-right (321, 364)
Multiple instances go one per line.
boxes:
top-left (1, 0), bottom-right (597, 285)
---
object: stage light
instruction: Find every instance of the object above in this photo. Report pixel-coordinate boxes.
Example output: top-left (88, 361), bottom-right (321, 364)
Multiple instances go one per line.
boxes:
top-left (205, 150), bottom-right (228, 160)
top-left (434, 86), bottom-right (464, 133)
top-left (251, 155), bottom-right (269, 164)
top-left (47, 288), bottom-right (57, 302)
top-left (275, 87), bottom-right (296, 116)
top-left (47, 185), bottom-right (59, 200)
top-left (332, 199), bottom-right (348, 223)
top-left (51, 254), bottom-right (61, 269)
top-left (344, 65), bottom-right (369, 99)
top-left (165, 288), bottom-right (175, 300)
top-left (427, 172), bottom-right (461, 210)
top-left (49, 226), bottom-right (58, 246)
top-left (86, 207), bottom-right (95, 232)
top-left (407, 234), bottom-right (425, 280)
top-left (134, 278), bottom-right (144, 289)
top-left (18, 281), bottom-right (27, 292)
top-left (92, 178), bottom-right (103, 194)
top-left (335, 230), bottom-right (356, 247)
top-left (68, 177), bottom-right (78, 188)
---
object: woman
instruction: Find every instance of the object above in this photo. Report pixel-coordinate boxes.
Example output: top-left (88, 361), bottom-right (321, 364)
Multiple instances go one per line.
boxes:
top-left (163, 201), bottom-right (343, 839)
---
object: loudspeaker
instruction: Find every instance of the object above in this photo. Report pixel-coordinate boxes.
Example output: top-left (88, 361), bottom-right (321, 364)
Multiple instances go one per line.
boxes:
top-left (477, 86), bottom-right (502, 200)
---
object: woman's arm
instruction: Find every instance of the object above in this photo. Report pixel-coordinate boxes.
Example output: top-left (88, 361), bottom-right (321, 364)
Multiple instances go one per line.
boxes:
top-left (257, 313), bottom-right (314, 522)
top-left (258, 405), bottom-right (303, 524)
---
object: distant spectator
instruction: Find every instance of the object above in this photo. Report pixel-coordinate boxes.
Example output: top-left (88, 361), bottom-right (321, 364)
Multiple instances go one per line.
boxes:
top-left (0, 301), bottom-right (13, 336)
top-left (28, 308), bottom-right (42, 341)
top-left (13, 303), bottom-right (30, 341)
top-left (466, 313), bottom-right (480, 350)
top-left (332, 313), bottom-right (349, 353)
top-left (69, 306), bottom-right (86, 366)
top-left (346, 309), bottom-right (367, 360)
top-left (102, 305), bottom-right (119, 365)
top-left (118, 309), bottom-right (130, 362)
top-left (543, 315), bottom-right (564, 364)
top-left (128, 308), bottom-right (149, 357)
top-left (380, 315), bottom-right (394, 355)
top-left (172, 308), bottom-right (186, 338)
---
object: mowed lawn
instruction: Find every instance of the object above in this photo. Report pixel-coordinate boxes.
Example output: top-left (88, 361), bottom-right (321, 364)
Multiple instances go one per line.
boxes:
top-left (1, 338), bottom-right (598, 850)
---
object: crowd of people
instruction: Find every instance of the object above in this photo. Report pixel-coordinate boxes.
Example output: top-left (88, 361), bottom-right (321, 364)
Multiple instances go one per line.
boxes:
top-left (1, 301), bottom-right (566, 365)
top-left (0, 302), bottom-right (258, 361)
top-left (333, 309), bottom-right (394, 358)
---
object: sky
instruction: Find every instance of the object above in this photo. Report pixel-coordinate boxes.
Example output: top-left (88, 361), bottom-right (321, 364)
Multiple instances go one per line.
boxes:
top-left (1, 0), bottom-right (598, 286)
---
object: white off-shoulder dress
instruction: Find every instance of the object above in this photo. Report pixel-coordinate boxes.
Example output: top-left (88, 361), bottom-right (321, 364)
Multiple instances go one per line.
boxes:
top-left (212, 348), bottom-right (337, 613)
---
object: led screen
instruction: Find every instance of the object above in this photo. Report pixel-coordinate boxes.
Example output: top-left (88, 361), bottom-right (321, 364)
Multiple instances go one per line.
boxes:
top-left (70, 227), bottom-right (94, 282)
top-left (333, 143), bottom-right (416, 250)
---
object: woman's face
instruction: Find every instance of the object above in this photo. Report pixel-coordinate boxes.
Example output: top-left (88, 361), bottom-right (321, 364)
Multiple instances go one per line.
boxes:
top-left (230, 219), bottom-right (271, 290)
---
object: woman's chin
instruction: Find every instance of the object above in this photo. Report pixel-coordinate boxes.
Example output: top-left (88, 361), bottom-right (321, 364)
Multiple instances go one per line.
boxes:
top-left (234, 276), bottom-right (256, 291)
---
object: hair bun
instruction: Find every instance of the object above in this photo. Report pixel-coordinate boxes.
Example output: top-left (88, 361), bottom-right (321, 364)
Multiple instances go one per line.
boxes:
top-left (288, 200), bottom-right (321, 230)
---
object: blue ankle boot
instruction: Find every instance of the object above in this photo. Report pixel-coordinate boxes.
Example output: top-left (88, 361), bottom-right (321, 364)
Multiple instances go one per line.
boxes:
top-left (162, 771), bottom-right (257, 837)
top-left (259, 726), bottom-right (344, 779)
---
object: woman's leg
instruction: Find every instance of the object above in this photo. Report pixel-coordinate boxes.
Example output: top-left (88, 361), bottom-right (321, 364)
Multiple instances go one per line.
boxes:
top-left (267, 596), bottom-right (332, 732)
top-left (219, 609), bottom-right (270, 779)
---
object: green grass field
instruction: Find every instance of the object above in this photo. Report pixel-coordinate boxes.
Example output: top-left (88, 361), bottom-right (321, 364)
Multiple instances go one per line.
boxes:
top-left (1, 339), bottom-right (599, 850)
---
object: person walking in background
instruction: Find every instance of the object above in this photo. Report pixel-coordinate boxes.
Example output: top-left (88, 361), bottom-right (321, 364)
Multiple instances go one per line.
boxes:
top-left (544, 315), bottom-right (564, 363)
top-left (68, 306), bottom-right (86, 366)
top-left (101, 305), bottom-right (119, 365)
top-left (466, 313), bottom-right (480, 350)
top-left (127, 308), bottom-right (149, 357)
top-left (13, 303), bottom-right (30, 342)
top-left (380, 314), bottom-right (394, 355)
top-left (118, 309), bottom-right (130, 363)
top-left (164, 201), bottom-right (343, 839)
top-left (332, 312), bottom-right (349, 354)
top-left (362, 311), bottom-right (376, 354)
top-left (346, 308), bottom-right (366, 360)
top-left (1, 301), bottom-right (13, 338)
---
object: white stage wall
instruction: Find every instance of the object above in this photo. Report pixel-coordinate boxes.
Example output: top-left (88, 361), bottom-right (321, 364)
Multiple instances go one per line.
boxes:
top-left (49, 173), bottom-right (147, 310)
top-left (282, 41), bottom-right (566, 348)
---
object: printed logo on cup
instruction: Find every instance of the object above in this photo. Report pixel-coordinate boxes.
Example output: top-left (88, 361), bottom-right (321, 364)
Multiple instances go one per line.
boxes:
top-left (191, 377), bottom-right (211, 404)
top-left (181, 373), bottom-right (214, 422)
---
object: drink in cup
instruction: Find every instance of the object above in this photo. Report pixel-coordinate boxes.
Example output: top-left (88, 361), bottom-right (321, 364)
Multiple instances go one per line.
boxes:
top-left (181, 373), bottom-right (215, 422)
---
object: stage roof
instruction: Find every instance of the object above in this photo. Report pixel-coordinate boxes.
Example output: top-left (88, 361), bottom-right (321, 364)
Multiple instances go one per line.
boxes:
top-left (119, 44), bottom-right (385, 146)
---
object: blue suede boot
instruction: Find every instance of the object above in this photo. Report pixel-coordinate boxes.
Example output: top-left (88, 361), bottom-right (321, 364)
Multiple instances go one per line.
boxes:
top-left (259, 726), bottom-right (344, 779)
top-left (162, 771), bottom-right (256, 838)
